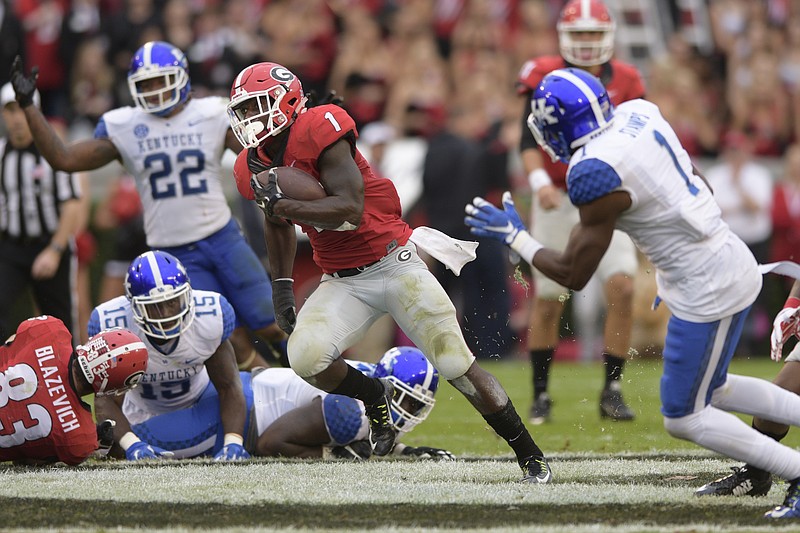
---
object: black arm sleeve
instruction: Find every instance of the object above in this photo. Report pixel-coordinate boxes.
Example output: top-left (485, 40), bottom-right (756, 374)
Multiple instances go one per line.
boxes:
top-left (519, 96), bottom-right (539, 153)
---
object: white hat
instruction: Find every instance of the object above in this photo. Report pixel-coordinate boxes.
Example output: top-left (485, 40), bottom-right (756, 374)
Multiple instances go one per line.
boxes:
top-left (1, 82), bottom-right (40, 108)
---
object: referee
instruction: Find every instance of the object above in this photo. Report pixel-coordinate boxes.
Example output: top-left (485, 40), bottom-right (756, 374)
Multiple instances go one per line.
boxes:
top-left (0, 82), bottom-right (83, 343)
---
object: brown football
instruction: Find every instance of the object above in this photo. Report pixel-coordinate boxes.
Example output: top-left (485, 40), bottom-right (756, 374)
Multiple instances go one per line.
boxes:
top-left (257, 166), bottom-right (327, 201)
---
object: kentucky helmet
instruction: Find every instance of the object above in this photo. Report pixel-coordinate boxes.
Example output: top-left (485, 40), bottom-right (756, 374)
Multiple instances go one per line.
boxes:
top-left (128, 41), bottom-right (191, 116)
top-left (527, 67), bottom-right (614, 164)
top-left (374, 347), bottom-right (439, 433)
top-left (124, 251), bottom-right (194, 340)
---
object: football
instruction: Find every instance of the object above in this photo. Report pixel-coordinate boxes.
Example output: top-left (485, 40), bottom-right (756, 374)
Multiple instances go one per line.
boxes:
top-left (257, 166), bottom-right (327, 201)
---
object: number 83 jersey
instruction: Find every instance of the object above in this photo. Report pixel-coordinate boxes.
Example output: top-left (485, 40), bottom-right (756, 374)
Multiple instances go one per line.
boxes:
top-left (87, 290), bottom-right (236, 425)
top-left (94, 97), bottom-right (233, 248)
top-left (566, 99), bottom-right (762, 323)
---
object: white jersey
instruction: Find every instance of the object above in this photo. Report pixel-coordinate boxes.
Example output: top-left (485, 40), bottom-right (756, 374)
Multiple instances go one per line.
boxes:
top-left (566, 99), bottom-right (762, 322)
top-left (96, 97), bottom-right (232, 247)
top-left (251, 368), bottom-right (328, 434)
top-left (88, 290), bottom-right (233, 424)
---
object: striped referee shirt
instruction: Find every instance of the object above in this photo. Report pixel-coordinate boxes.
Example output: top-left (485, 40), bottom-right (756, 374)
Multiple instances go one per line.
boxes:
top-left (0, 138), bottom-right (80, 241)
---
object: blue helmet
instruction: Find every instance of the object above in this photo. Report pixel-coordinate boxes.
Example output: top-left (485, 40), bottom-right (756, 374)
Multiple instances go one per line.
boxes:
top-left (374, 347), bottom-right (439, 433)
top-left (526, 67), bottom-right (614, 163)
top-left (127, 41), bottom-right (191, 116)
top-left (124, 251), bottom-right (194, 340)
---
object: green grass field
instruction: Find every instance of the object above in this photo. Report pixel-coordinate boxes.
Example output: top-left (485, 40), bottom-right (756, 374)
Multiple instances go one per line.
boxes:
top-left (2, 357), bottom-right (800, 532)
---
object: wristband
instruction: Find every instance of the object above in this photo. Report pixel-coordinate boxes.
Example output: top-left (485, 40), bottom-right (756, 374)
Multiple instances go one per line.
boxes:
top-left (273, 278), bottom-right (294, 283)
top-left (237, 350), bottom-right (257, 370)
top-left (509, 230), bottom-right (544, 264)
top-left (224, 433), bottom-right (244, 446)
top-left (527, 169), bottom-right (552, 193)
top-left (392, 443), bottom-right (408, 455)
top-left (785, 297), bottom-right (800, 309)
top-left (119, 431), bottom-right (141, 451)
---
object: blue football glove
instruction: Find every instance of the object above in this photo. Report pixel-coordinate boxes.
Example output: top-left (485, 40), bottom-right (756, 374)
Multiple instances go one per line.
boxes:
top-left (125, 441), bottom-right (175, 461)
top-left (464, 192), bottom-right (526, 244)
top-left (214, 443), bottom-right (251, 461)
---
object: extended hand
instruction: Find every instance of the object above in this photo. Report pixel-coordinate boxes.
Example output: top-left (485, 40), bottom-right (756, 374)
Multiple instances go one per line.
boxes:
top-left (213, 443), bottom-right (251, 461)
top-left (10, 56), bottom-right (39, 108)
top-left (465, 192), bottom-right (526, 245)
top-left (401, 446), bottom-right (456, 461)
top-left (272, 278), bottom-right (297, 334)
top-left (125, 441), bottom-right (175, 461)
top-left (770, 305), bottom-right (800, 361)
top-left (251, 168), bottom-right (285, 217)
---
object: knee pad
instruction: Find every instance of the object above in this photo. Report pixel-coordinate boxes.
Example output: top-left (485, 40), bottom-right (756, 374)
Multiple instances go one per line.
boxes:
top-left (424, 329), bottom-right (475, 380)
top-left (286, 330), bottom-right (336, 378)
top-left (663, 411), bottom-right (703, 441)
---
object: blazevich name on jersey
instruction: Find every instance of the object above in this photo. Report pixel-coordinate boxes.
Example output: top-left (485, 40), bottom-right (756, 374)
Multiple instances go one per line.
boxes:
top-left (35, 345), bottom-right (81, 433)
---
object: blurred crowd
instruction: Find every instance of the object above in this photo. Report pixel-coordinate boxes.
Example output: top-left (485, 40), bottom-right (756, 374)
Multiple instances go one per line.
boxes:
top-left (5, 0), bottom-right (800, 357)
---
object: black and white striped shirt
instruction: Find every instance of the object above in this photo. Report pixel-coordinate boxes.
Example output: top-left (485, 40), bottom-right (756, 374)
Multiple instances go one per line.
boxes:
top-left (0, 138), bottom-right (80, 241)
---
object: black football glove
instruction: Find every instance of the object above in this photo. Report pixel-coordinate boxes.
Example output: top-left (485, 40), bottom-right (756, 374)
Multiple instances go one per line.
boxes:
top-left (327, 440), bottom-right (373, 460)
top-left (95, 419), bottom-right (117, 458)
top-left (10, 56), bottom-right (39, 108)
top-left (401, 446), bottom-right (456, 461)
top-left (272, 278), bottom-right (296, 335)
top-left (305, 90), bottom-right (344, 108)
top-left (251, 168), bottom-right (286, 218)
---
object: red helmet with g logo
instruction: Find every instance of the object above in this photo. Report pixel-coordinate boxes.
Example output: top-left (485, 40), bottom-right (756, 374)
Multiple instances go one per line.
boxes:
top-left (76, 328), bottom-right (148, 396)
top-left (227, 62), bottom-right (307, 148)
top-left (558, 0), bottom-right (616, 67)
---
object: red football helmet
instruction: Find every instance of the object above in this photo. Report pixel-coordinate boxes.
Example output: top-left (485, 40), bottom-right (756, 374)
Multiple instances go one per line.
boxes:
top-left (557, 0), bottom-right (616, 67)
top-left (227, 62), bottom-right (307, 148)
top-left (76, 328), bottom-right (148, 396)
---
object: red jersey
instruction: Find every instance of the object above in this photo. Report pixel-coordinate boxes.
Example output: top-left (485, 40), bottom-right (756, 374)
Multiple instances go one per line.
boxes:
top-left (234, 104), bottom-right (413, 273)
top-left (0, 316), bottom-right (96, 465)
top-left (517, 56), bottom-right (646, 189)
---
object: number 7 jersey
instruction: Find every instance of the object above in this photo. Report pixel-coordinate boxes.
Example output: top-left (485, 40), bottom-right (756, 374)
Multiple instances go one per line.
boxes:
top-left (566, 99), bottom-right (762, 323)
top-left (94, 97), bottom-right (233, 248)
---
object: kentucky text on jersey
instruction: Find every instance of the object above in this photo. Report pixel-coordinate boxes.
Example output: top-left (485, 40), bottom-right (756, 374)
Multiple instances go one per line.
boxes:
top-left (137, 133), bottom-right (204, 154)
top-left (141, 366), bottom-right (202, 383)
top-left (35, 345), bottom-right (80, 433)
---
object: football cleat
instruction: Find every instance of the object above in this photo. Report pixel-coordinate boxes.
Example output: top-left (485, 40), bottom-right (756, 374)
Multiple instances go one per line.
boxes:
top-left (528, 392), bottom-right (552, 425)
top-left (365, 379), bottom-right (397, 456)
top-left (521, 456), bottom-right (553, 484)
top-left (600, 386), bottom-right (635, 421)
top-left (695, 465), bottom-right (772, 497)
top-left (326, 440), bottom-right (373, 461)
top-left (765, 478), bottom-right (800, 518)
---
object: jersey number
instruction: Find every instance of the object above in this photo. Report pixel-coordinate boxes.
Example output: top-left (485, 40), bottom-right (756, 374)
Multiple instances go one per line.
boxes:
top-left (145, 149), bottom-right (208, 199)
top-left (140, 380), bottom-right (191, 400)
top-left (654, 130), bottom-right (699, 196)
top-left (0, 364), bottom-right (52, 448)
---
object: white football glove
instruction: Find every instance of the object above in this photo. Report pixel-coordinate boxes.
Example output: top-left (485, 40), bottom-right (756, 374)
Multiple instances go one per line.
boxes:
top-left (770, 302), bottom-right (800, 361)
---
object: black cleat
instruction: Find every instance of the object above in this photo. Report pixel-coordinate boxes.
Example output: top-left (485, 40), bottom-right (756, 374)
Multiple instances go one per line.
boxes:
top-left (365, 379), bottom-right (397, 456)
top-left (600, 386), bottom-right (635, 421)
top-left (327, 440), bottom-right (373, 460)
top-left (521, 456), bottom-right (553, 484)
top-left (528, 392), bottom-right (552, 425)
top-left (695, 465), bottom-right (772, 497)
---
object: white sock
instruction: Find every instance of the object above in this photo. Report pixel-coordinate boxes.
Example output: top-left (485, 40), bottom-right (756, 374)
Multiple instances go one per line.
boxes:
top-left (711, 373), bottom-right (800, 426)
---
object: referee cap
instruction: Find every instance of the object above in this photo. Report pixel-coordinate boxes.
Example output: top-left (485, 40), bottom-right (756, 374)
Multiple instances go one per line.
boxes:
top-left (1, 82), bottom-right (40, 109)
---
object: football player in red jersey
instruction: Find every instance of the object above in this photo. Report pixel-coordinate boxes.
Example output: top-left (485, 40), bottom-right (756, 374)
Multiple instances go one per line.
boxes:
top-left (517, 0), bottom-right (645, 425)
top-left (0, 316), bottom-right (148, 465)
top-left (228, 62), bottom-right (552, 483)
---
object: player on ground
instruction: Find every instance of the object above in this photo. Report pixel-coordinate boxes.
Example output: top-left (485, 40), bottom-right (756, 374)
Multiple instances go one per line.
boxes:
top-left (695, 278), bottom-right (800, 497)
top-left (9, 42), bottom-right (284, 370)
top-left (129, 346), bottom-right (454, 460)
top-left (0, 316), bottom-right (148, 465)
top-left (228, 61), bottom-right (551, 482)
top-left (465, 68), bottom-right (800, 519)
top-left (517, 0), bottom-right (643, 423)
top-left (91, 250), bottom-right (249, 462)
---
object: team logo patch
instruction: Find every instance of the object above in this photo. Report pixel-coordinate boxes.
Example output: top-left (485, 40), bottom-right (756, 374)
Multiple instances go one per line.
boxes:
top-left (134, 124), bottom-right (149, 138)
top-left (397, 249), bottom-right (412, 263)
top-left (270, 67), bottom-right (294, 84)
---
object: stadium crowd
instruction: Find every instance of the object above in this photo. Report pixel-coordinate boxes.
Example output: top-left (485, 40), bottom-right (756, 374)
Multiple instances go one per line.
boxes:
top-left (4, 0), bottom-right (800, 360)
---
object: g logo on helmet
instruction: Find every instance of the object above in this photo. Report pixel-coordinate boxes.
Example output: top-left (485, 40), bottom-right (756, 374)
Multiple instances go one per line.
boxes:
top-left (125, 371), bottom-right (145, 390)
top-left (271, 67), bottom-right (294, 84)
